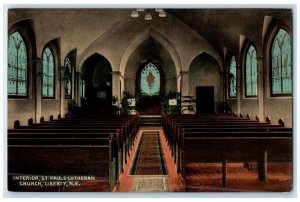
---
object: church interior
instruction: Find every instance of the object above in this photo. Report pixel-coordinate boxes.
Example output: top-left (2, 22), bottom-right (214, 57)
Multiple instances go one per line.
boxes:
top-left (7, 8), bottom-right (293, 193)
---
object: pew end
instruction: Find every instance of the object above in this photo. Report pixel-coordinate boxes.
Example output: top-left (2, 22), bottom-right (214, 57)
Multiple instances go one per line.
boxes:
top-left (279, 118), bottom-right (285, 127)
top-left (40, 116), bottom-right (45, 123)
top-left (50, 115), bottom-right (54, 121)
top-left (14, 120), bottom-right (20, 129)
top-left (28, 118), bottom-right (33, 125)
top-left (266, 116), bottom-right (271, 124)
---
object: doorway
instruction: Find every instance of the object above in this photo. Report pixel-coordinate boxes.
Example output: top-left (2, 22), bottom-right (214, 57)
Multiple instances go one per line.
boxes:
top-left (196, 86), bottom-right (215, 114)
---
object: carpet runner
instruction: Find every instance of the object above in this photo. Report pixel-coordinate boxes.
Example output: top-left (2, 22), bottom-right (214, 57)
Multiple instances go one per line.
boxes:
top-left (130, 131), bottom-right (167, 175)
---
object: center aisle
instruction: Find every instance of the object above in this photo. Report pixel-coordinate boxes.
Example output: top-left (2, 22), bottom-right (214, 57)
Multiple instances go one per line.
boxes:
top-left (116, 129), bottom-right (185, 192)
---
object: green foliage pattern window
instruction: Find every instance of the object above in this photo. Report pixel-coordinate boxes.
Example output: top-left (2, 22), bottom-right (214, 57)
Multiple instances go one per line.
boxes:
top-left (8, 31), bottom-right (27, 96)
top-left (271, 29), bottom-right (292, 95)
top-left (42, 47), bottom-right (55, 98)
top-left (229, 56), bottom-right (237, 97)
top-left (64, 57), bottom-right (72, 99)
top-left (140, 63), bottom-right (160, 96)
top-left (245, 45), bottom-right (257, 96)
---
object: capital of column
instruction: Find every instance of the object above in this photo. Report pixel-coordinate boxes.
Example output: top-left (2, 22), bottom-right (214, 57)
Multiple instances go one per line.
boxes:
top-left (180, 71), bottom-right (189, 75)
top-left (111, 71), bottom-right (121, 75)
top-left (112, 71), bottom-right (124, 79)
top-left (256, 56), bottom-right (264, 61)
top-left (32, 57), bottom-right (42, 64)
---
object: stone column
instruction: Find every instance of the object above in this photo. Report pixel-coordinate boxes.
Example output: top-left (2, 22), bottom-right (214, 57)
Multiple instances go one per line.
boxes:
top-left (60, 67), bottom-right (66, 118)
top-left (180, 71), bottom-right (191, 114)
top-left (257, 55), bottom-right (265, 122)
top-left (218, 70), bottom-right (225, 103)
top-left (112, 71), bottom-right (122, 106)
top-left (236, 64), bottom-right (241, 115)
top-left (180, 71), bottom-right (189, 97)
top-left (34, 58), bottom-right (42, 123)
top-left (176, 73), bottom-right (181, 93)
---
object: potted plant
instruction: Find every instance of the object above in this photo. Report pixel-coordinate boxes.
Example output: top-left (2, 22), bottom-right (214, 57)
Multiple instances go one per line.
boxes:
top-left (161, 91), bottom-right (181, 115)
top-left (120, 91), bottom-right (136, 115)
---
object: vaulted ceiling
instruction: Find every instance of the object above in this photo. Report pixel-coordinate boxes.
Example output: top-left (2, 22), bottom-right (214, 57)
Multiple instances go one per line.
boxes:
top-left (168, 8), bottom-right (292, 55)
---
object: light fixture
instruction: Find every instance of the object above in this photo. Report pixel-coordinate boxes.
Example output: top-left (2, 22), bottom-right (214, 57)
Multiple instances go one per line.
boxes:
top-left (158, 10), bottom-right (166, 18)
top-left (130, 9), bottom-right (166, 20)
top-left (131, 9), bottom-right (139, 18)
top-left (145, 12), bottom-right (152, 21)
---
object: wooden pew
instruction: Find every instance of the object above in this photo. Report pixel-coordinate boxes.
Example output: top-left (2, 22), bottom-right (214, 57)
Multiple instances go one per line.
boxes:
top-left (8, 136), bottom-right (116, 192)
top-left (179, 131), bottom-right (292, 187)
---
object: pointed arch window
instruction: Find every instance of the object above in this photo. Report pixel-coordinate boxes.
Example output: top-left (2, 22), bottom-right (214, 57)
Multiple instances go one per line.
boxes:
top-left (229, 56), bottom-right (237, 98)
top-left (64, 57), bottom-right (72, 99)
top-left (42, 47), bottom-right (55, 98)
top-left (245, 45), bottom-right (257, 96)
top-left (271, 29), bottom-right (292, 95)
top-left (8, 31), bottom-right (27, 96)
top-left (140, 63), bottom-right (160, 96)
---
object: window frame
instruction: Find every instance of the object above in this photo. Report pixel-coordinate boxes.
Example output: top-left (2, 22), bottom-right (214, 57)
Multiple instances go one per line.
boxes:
top-left (8, 30), bottom-right (29, 98)
top-left (269, 27), bottom-right (292, 97)
top-left (244, 44), bottom-right (258, 98)
top-left (41, 46), bottom-right (56, 99)
top-left (64, 56), bottom-right (73, 99)
top-left (228, 55), bottom-right (237, 98)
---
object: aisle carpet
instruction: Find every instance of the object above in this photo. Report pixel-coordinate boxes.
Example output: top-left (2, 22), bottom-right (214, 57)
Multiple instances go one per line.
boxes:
top-left (130, 131), bottom-right (167, 175)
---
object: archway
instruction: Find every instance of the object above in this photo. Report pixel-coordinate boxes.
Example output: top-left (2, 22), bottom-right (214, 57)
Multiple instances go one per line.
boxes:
top-left (135, 57), bottom-right (165, 115)
top-left (81, 53), bottom-right (112, 114)
top-left (124, 37), bottom-right (176, 115)
top-left (189, 53), bottom-right (222, 114)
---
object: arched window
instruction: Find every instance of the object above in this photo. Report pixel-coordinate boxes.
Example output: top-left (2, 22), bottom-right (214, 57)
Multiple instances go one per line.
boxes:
top-left (271, 29), bottom-right (292, 95)
top-left (245, 45), bottom-right (257, 96)
top-left (64, 57), bottom-right (72, 99)
top-left (229, 56), bottom-right (237, 98)
top-left (140, 63), bottom-right (160, 96)
top-left (42, 47), bottom-right (55, 98)
top-left (8, 31), bottom-right (27, 96)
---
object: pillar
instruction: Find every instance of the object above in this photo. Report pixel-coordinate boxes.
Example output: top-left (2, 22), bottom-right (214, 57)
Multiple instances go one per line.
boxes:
top-left (257, 54), bottom-right (265, 122)
top-left (34, 58), bottom-right (42, 123)
top-left (180, 71), bottom-right (191, 114)
top-left (218, 70), bottom-right (225, 103)
top-left (60, 67), bottom-right (66, 118)
top-left (236, 64), bottom-right (241, 115)
top-left (112, 71), bottom-right (122, 106)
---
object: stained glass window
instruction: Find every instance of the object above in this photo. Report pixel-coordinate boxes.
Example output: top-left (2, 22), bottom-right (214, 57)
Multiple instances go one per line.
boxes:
top-left (79, 77), bottom-right (85, 99)
top-left (271, 29), bottom-right (292, 95)
top-left (229, 56), bottom-right (237, 98)
top-left (64, 57), bottom-right (72, 99)
top-left (140, 63), bottom-right (160, 96)
top-left (42, 47), bottom-right (55, 98)
top-left (245, 45), bottom-right (257, 96)
top-left (8, 31), bottom-right (27, 96)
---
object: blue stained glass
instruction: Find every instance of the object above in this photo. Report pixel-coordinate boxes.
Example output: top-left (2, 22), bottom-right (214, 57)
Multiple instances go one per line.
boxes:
top-left (245, 45), bottom-right (257, 96)
top-left (64, 57), bottom-right (72, 98)
top-left (140, 63), bottom-right (160, 96)
top-left (42, 47), bottom-right (55, 97)
top-left (8, 31), bottom-right (27, 96)
top-left (271, 29), bottom-right (292, 94)
top-left (229, 56), bottom-right (237, 97)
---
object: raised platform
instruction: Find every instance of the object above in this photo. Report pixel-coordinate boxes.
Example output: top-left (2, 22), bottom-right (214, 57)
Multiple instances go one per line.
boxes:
top-left (139, 115), bottom-right (162, 128)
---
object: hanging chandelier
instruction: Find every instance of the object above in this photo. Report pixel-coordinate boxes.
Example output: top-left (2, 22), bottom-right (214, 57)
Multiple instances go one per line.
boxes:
top-left (131, 9), bottom-right (166, 20)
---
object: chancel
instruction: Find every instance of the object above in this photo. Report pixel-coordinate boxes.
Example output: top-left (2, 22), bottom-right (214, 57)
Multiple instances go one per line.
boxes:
top-left (7, 8), bottom-right (293, 192)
